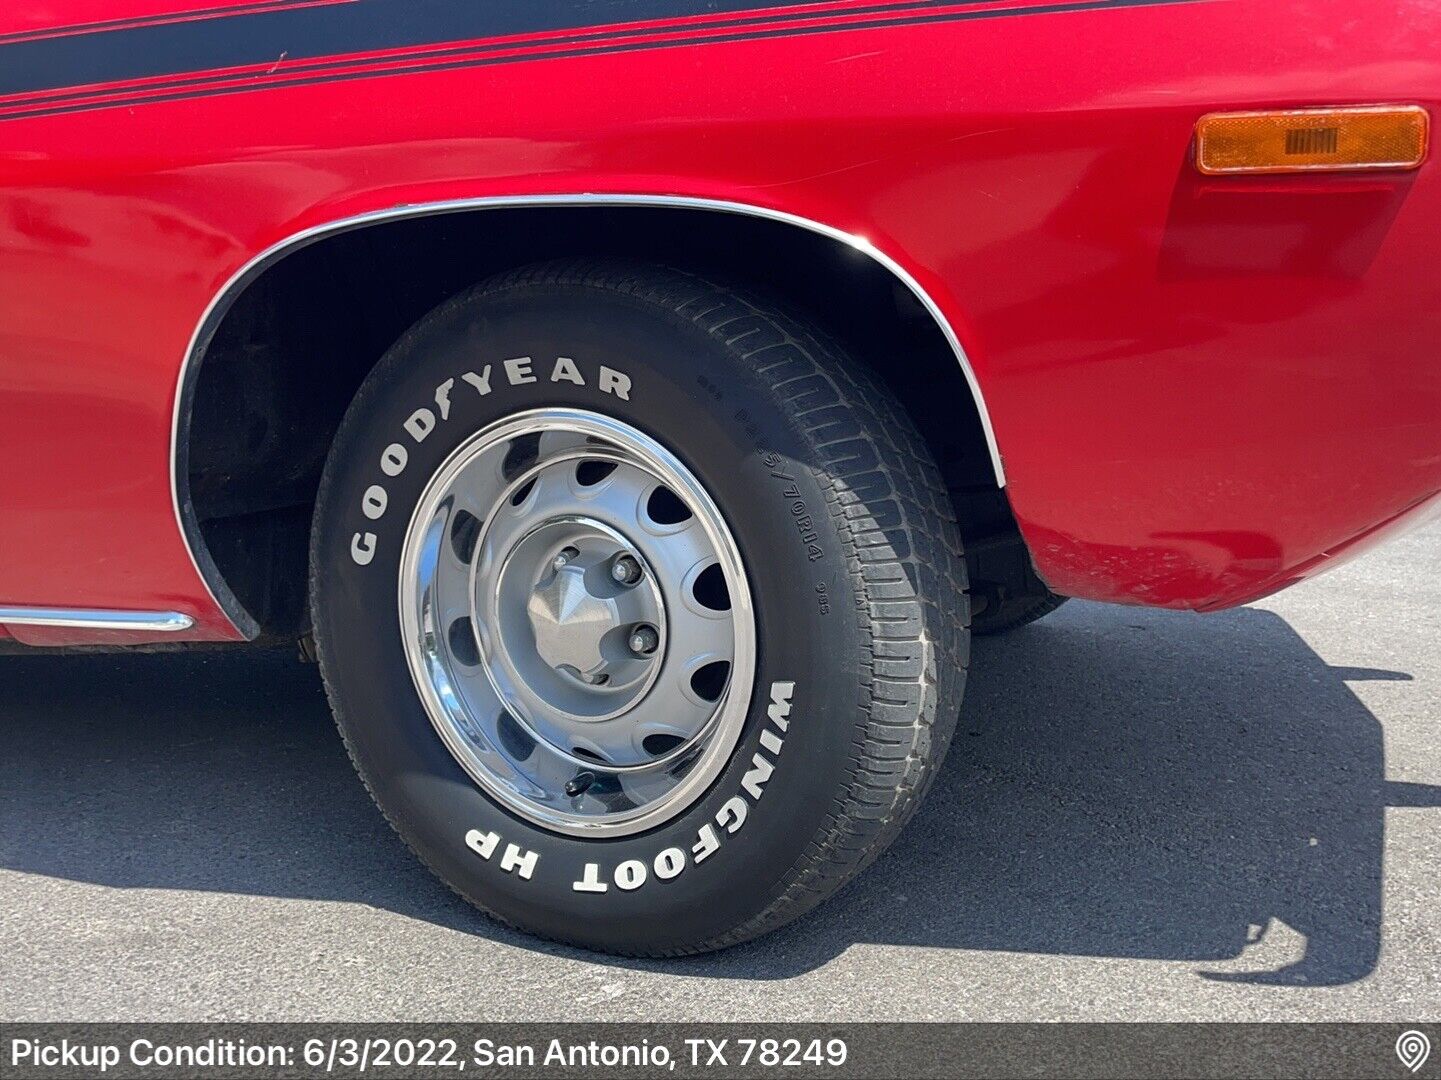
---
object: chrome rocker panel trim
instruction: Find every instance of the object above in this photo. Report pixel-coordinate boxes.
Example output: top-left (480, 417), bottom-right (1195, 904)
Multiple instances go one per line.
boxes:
top-left (0, 607), bottom-right (195, 632)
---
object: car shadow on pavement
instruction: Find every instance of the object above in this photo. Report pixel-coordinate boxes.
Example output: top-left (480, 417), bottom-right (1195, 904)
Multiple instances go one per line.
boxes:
top-left (2, 601), bottom-right (1436, 985)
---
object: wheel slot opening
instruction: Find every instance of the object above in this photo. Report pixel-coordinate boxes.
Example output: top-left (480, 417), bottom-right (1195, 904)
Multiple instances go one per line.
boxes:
top-left (575, 459), bottom-right (617, 486)
top-left (501, 434), bottom-right (541, 480)
top-left (447, 616), bottom-right (480, 667)
top-left (496, 710), bottom-right (536, 761)
top-left (692, 562), bottom-right (731, 611)
top-left (645, 486), bottom-right (693, 525)
top-left (642, 732), bottom-right (686, 757)
top-left (450, 509), bottom-right (480, 564)
top-left (689, 660), bottom-right (730, 702)
top-left (508, 477), bottom-right (537, 506)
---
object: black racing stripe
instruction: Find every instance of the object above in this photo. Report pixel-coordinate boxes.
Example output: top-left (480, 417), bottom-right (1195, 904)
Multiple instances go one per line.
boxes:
top-left (1, 0), bottom-right (1211, 119)
top-left (4, 0), bottom-right (1001, 110)
top-left (0, 0), bottom-right (349, 46)
top-left (0, 0), bottom-right (857, 96)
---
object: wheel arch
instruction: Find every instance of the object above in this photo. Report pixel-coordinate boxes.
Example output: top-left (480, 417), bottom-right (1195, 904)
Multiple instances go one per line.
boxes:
top-left (174, 195), bottom-right (1008, 640)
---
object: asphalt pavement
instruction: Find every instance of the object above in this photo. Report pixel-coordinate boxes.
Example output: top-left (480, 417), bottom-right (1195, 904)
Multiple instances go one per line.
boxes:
top-left (2, 522), bottom-right (1438, 1021)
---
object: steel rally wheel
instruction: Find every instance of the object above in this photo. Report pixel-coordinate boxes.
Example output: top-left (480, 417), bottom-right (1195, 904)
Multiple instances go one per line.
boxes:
top-left (399, 408), bottom-right (755, 838)
top-left (311, 261), bottom-right (969, 954)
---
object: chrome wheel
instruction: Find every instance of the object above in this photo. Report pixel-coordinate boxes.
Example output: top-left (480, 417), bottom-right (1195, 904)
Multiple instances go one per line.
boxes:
top-left (399, 408), bottom-right (755, 837)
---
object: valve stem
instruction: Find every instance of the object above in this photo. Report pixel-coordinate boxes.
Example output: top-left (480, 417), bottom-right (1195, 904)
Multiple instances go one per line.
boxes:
top-left (565, 771), bottom-right (596, 797)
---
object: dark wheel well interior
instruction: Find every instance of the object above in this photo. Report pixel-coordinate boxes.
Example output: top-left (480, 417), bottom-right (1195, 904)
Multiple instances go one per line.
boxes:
top-left (182, 205), bottom-right (1016, 640)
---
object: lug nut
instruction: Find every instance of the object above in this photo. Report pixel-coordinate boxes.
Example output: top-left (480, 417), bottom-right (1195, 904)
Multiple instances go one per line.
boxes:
top-left (565, 771), bottom-right (596, 797)
top-left (552, 546), bottom-right (579, 572)
top-left (628, 623), bottom-right (660, 656)
top-left (611, 553), bottom-right (643, 585)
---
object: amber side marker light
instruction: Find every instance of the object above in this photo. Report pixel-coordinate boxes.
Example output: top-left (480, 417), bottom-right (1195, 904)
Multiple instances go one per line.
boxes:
top-left (1195, 105), bottom-right (1429, 175)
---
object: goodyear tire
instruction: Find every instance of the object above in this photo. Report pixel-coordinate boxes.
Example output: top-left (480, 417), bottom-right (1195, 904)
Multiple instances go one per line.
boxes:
top-left (310, 261), bottom-right (968, 954)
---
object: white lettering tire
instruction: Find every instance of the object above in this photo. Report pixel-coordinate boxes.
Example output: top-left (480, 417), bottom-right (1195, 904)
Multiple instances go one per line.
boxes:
top-left (310, 261), bottom-right (969, 954)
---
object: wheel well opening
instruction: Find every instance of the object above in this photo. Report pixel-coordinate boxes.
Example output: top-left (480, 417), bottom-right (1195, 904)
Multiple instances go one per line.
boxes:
top-left (182, 205), bottom-right (1005, 639)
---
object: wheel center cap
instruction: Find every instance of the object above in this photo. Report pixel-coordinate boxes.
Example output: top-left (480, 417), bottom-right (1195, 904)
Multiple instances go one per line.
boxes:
top-left (490, 514), bottom-right (666, 721)
top-left (526, 564), bottom-right (618, 677)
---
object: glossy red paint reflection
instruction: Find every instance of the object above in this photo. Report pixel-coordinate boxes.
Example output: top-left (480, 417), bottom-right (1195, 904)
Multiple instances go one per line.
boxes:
top-left (0, 0), bottom-right (1438, 642)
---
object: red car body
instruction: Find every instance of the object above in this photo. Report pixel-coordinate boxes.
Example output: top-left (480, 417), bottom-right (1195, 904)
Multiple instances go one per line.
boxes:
top-left (1, 0), bottom-right (1438, 645)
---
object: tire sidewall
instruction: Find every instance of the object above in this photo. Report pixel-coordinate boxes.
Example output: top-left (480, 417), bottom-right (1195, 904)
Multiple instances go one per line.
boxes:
top-left (313, 281), bottom-right (868, 951)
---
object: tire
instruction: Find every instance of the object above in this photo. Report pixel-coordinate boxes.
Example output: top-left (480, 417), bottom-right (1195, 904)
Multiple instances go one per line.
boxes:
top-left (970, 592), bottom-right (1067, 636)
top-left (310, 260), bottom-right (968, 955)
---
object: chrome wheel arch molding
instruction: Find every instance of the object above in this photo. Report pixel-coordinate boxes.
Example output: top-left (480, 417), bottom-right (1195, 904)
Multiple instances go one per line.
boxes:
top-left (170, 193), bottom-right (1006, 638)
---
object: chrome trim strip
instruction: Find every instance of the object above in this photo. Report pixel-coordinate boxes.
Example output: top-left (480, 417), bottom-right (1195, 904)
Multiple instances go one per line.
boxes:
top-left (0, 607), bottom-right (195, 632)
top-left (171, 193), bottom-right (1006, 635)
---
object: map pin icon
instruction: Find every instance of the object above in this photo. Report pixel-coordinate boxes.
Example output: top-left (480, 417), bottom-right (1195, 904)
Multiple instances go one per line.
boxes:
top-left (1397, 1031), bottom-right (1431, 1074)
